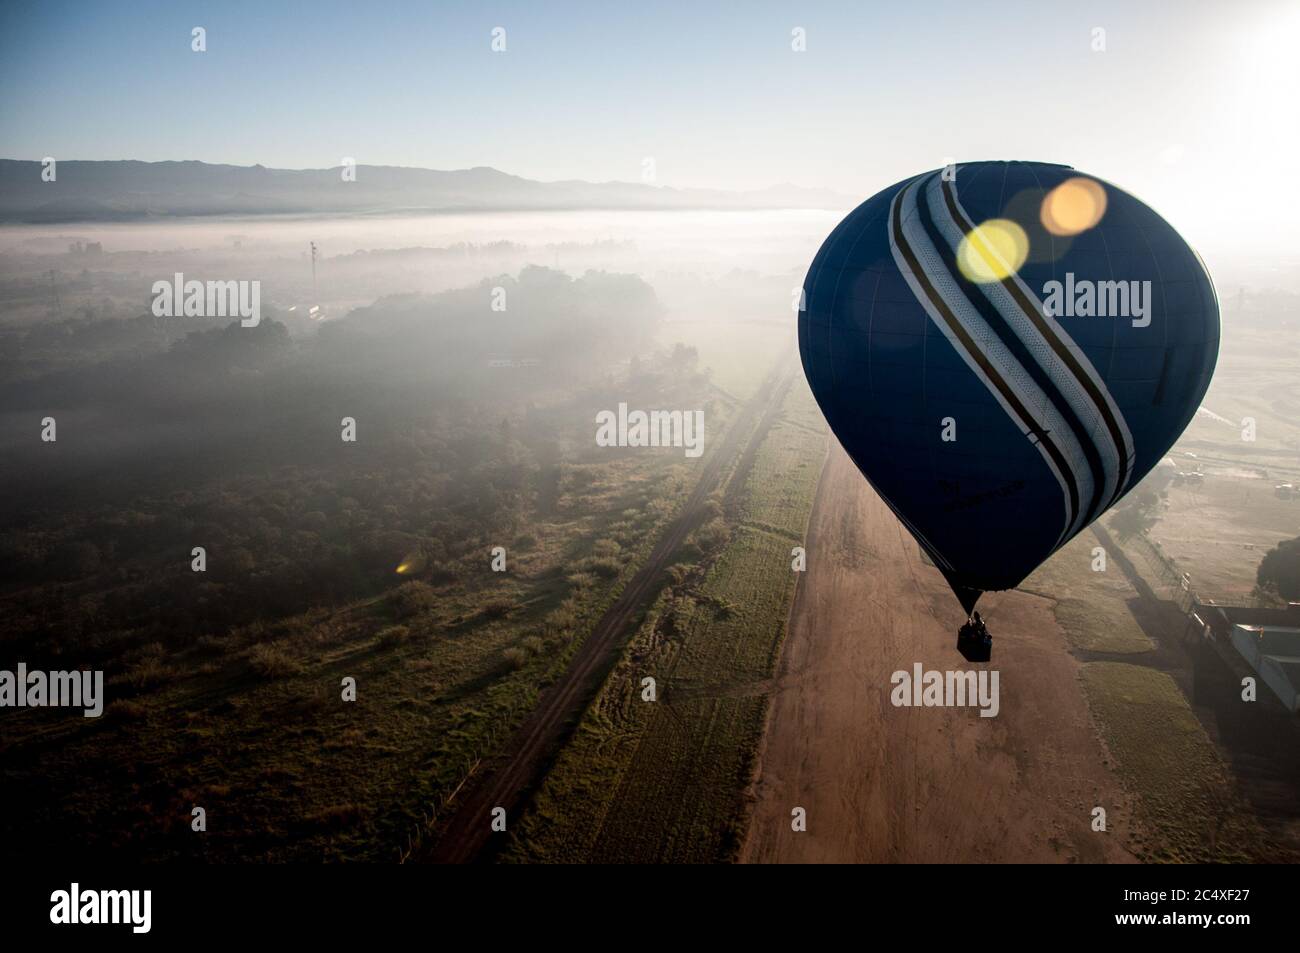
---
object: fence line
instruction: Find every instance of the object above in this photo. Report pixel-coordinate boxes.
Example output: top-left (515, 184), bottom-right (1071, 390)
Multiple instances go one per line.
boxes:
top-left (1124, 529), bottom-right (1277, 624)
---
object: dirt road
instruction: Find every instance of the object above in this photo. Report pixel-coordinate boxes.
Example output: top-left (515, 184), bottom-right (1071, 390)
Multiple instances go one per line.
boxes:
top-left (420, 364), bottom-right (795, 863)
top-left (741, 441), bottom-right (1137, 864)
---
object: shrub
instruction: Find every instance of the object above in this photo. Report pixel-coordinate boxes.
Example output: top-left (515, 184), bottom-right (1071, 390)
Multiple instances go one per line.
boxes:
top-left (248, 641), bottom-right (302, 678)
top-left (376, 624), bottom-right (411, 648)
top-left (711, 597), bottom-right (738, 620)
top-left (106, 699), bottom-right (149, 722)
top-left (119, 657), bottom-right (176, 691)
top-left (566, 571), bottom-right (596, 591)
top-left (579, 555), bottom-right (622, 579)
top-left (547, 598), bottom-right (579, 632)
top-left (665, 563), bottom-right (691, 586)
top-left (481, 599), bottom-right (514, 620)
top-left (390, 581), bottom-right (438, 619)
top-left (692, 518), bottom-right (730, 553)
top-left (1110, 488), bottom-right (1159, 540)
top-left (195, 633), bottom-right (230, 655)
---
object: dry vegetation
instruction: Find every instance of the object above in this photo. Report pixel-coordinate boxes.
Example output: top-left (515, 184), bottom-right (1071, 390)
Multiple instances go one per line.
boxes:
top-left (1021, 531), bottom-right (1153, 655)
top-left (501, 380), bottom-right (825, 863)
top-left (1081, 662), bottom-right (1269, 862)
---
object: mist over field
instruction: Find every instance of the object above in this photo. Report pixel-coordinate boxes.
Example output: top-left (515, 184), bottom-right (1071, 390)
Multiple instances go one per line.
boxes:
top-left (0, 179), bottom-right (1295, 861)
top-left (0, 201), bottom-right (839, 509)
top-left (3, 0), bottom-right (1299, 889)
top-left (0, 185), bottom-right (845, 860)
top-left (2, 147), bottom-right (1299, 868)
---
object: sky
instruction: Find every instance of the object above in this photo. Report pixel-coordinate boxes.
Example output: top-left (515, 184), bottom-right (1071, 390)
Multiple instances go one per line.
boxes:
top-left (1, 0), bottom-right (1298, 253)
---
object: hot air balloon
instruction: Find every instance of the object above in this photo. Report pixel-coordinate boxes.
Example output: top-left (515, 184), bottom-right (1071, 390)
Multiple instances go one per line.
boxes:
top-left (798, 161), bottom-right (1219, 652)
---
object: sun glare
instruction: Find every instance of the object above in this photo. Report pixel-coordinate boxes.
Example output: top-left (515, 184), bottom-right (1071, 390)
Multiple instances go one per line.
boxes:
top-left (957, 219), bottom-right (1029, 284)
top-left (1040, 178), bottom-right (1108, 237)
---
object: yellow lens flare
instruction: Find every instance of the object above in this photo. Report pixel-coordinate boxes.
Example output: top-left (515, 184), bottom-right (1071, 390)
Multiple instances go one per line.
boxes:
top-left (957, 219), bottom-right (1029, 284)
top-left (1040, 177), bottom-right (1107, 236)
top-left (394, 551), bottom-right (427, 575)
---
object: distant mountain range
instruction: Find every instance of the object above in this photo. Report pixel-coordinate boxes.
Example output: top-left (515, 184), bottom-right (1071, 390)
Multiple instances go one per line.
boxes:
top-left (0, 159), bottom-right (852, 222)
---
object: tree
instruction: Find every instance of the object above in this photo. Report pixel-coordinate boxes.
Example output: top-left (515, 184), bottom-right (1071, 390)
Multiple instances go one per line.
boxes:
top-left (1109, 488), bottom-right (1159, 540)
top-left (1257, 536), bottom-right (1300, 602)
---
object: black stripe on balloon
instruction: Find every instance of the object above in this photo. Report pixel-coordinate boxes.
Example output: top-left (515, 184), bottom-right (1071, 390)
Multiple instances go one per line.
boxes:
top-left (940, 177), bottom-right (1133, 512)
top-left (890, 180), bottom-right (1080, 536)
top-left (917, 176), bottom-right (1108, 531)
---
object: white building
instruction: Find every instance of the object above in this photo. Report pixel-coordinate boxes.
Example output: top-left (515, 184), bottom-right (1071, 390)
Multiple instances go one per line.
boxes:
top-left (1230, 624), bottom-right (1300, 713)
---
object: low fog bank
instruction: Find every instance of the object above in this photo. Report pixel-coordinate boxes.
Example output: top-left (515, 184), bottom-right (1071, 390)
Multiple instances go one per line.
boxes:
top-left (0, 265), bottom-right (666, 512)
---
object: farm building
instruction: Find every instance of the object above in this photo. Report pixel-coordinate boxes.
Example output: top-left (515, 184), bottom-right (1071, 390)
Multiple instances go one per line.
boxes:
top-left (1191, 602), bottom-right (1300, 712)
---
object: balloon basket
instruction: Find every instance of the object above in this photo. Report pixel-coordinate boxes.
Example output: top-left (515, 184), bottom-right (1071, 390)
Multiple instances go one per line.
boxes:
top-left (957, 624), bottom-right (992, 663)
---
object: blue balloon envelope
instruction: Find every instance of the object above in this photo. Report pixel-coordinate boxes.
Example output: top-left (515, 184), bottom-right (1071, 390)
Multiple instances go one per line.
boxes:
top-left (799, 161), bottom-right (1219, 614)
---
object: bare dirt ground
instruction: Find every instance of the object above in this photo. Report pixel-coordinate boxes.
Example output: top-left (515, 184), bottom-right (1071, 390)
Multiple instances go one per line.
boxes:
top-left (741, 441), bottom-right (1138, 864)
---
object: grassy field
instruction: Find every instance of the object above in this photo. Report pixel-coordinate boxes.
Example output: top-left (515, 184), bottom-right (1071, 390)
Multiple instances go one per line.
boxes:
top-left (1021, 530), bottom-right (1154, 654)
top-left (1025, 515), bottom-right (1276, 862)
top-left (1080, 661), bottom-right (1270, 862)
top-left (500, 379), bottom-right (825, 862)
top-left (3, 402), bottom-right (736, 862)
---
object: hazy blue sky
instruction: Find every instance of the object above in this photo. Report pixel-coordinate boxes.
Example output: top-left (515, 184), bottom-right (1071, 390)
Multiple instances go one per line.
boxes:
top-left (2, 0), bottom-right (1296, 249)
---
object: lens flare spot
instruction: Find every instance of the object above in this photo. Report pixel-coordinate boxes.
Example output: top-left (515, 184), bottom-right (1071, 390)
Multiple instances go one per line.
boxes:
top-left (394, 551), bottom-right (427, 575)
top-left (1040, 177), bottom-right (1107, 236)
top-left (957, 219), bottom-right (1029, 284)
